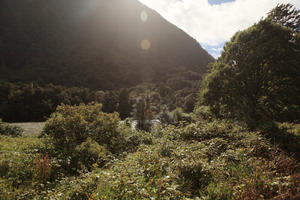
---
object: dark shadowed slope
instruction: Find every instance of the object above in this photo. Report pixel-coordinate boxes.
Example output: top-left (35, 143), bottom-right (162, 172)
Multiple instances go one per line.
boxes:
top-left (0, 0), bottom-right (214, 89)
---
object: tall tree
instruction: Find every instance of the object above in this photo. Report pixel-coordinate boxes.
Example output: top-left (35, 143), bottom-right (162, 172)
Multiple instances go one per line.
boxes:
top-left (199, 18), bottom-right (300, 127)
top-left (132, 93), bottom-right (154, 131)
top-left (267, 3), bottom-right (300, 32)
top-left (102, 91), bottom-right (119, 113)
top-left (118, 89), bottom-right (132, 119)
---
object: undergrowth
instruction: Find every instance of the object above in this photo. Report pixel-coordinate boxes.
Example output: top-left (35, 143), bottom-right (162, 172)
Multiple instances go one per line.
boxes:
top-left (0, 105), bottom-right (299, 199)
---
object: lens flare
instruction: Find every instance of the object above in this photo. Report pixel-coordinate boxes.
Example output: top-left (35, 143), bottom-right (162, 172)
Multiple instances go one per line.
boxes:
top-left (140, 10), bottom-right (148, 22)
top-left (140, 40), bottom-right (151, 50)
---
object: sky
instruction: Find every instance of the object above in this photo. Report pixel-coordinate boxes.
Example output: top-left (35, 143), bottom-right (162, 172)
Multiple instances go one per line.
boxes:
top-left (139, 0), bottom-right (300, 58)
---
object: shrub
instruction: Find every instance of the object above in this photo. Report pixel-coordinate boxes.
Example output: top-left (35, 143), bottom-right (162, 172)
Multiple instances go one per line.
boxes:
top-left (178, 160), bottom-right (212, 195)
top-left (263, 123), bottom-right (300, 159)
top-left (39, 171), bottom-right (100, 200)
top-left (34, 153), bottom-right (51, 182)
top-left (1, 117), bottom-right (299, 199)
top-left (0, 119), bottom-right (23, 137)
top-left (180, 120), bottom-right (246, 142)
top-left (158, 104), bottom-right (174, 125)
top-left (204, 182), bottom-right (234, 200)
top-left (0, 136), bottom-right (46, 191)
top-left (126, 130), bottom-right (153, 152)
top-left (171, 107), bottom-right (192, 125)
top-left (205, 138), bottom-right (229, 159)
top-left (43, 103), bottom-right (124, 171)
top-left (44, 103), bottom-right (121, 151)
top-left (73, 138), bottom-right (111, 171)
top-left (194, 105), bottom-right (214, 120)
top-left (159, 140), bottom-right (174, 157)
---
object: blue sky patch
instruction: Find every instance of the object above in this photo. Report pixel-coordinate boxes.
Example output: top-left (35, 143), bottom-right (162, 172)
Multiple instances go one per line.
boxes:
top-left (202, 42), bottom-right (225, 58)
top-left (208, 0), bottom-right (235, 5)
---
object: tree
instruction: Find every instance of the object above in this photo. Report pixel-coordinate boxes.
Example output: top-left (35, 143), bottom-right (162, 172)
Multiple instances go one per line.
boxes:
top-left (267, 3), bottom-right (300, 33)
top-left (117, 88), bottom-right (132, 119)
top-left (132, 93), bottom-right (154, 131)
top-left (158, 104), bottom-right (173, 124)
top-left (102, 91), bottom-right (119, 113)
top-left (199, 19), bottom-right (300, 127)
top-left (183, 93), bottom-right (197, 113)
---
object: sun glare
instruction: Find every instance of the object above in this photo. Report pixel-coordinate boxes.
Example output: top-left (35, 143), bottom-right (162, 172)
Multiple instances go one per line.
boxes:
top-left (140, 39), bottom-right (151, 50)
top-left (140, 10), bottom-right (148, 22)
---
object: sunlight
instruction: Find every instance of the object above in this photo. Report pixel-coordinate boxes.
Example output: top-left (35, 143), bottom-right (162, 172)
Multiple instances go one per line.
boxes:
top-left (140, 39), bottom-right (151, 50)
top-left (140, 10), bottom-right (148, 22)
top-left (2, 1), bottom-right (299, 198)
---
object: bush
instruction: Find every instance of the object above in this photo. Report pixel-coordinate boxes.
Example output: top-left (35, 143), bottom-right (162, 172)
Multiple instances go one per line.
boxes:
top-left (0, 136), bottom-right (48, 192)
top-left (43, 103), bottom-right (124, 171)
top-left (44, 103), bottom-right (121, 151)
top-left (34, 153), bottom-right (52, 182)
top-left (261, 123), bottom-right (300, 159)
top-left (0, 119), bottom-right (23, 137)
top-left (171, 107), bottom-right (192, 125)
top-left (178, 161), bottom-right (212, 195)
top-left (73, 138), bottom-right (111, 171)
top-left (1, 118), bottom-right (299, 199)
top-left (34, 171), bottom-right (100, 200)
top-left (194, 105), bottom-right (214, 120)
top-left (180, 120), bottom-right (246, 142)
top-left (158, 105), bottom-right (174, 125)
top-left (126, 130), bottom-right (153, 152)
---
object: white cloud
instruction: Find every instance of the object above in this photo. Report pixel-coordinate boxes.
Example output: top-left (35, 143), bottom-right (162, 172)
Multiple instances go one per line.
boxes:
top-left (139, 0), bottom-right (300, 55)
top-left (212, 47), bottom-right (223, 52)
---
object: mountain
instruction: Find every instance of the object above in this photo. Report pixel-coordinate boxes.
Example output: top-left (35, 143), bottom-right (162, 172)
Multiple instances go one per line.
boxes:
top-left (0, 0), bottom-right (214, 90)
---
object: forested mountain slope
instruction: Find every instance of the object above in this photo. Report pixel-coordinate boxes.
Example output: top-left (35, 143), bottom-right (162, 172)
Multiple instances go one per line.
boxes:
top-left (0, 0), bottom-right (213, 89)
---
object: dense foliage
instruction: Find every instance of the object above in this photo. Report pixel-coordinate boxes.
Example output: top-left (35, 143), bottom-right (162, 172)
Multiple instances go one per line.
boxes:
top-left (43, 103), bottom-right (125, 172)
top-left (0, 70), bottom-right (201, 122)
top-left (1, 115), bottom-right (299, 199)
top-left (132, 93), bottom-right (155, 131)
top-left (0, 119), bottom-right (23, 137)
top-left (199, 13), bottom-right (300, 126)
top-left (0, 82), bottom-right (97, 122)
top-left (267, 3), bottom-right (300, 32)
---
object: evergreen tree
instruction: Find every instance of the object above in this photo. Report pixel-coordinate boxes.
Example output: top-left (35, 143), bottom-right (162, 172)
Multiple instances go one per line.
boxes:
top-left (158, 104), bottom-right (173, 125)
top-left (132, 93), bottom-right (154, 131)
top-left (102, 91), bottom-right (119, 113)
top-left (118, 89), bottom-right (132, 119)
top-left (183, 93), bottom-right (197, 113)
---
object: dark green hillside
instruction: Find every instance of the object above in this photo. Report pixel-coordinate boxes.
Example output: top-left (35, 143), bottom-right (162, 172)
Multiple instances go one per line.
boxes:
top-left (0, 0), bottom-right (213, 90)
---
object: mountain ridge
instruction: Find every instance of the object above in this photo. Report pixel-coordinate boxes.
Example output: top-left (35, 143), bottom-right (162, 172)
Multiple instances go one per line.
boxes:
top-left (0, 0), bottom-right (214, 90)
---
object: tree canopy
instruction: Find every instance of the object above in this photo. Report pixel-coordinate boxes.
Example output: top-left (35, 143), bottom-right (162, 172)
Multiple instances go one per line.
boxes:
top-left (199, 6), bottom-right (300, 127)
top-left (267, 3), bottom-right (300, 33)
